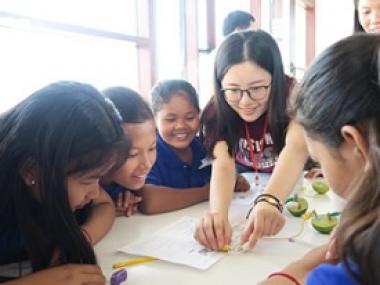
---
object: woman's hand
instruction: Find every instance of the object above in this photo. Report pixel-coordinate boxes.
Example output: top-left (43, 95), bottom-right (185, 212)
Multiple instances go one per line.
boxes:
top-left (194, 212), bottom-right (232, 251)
top-left (234, 174), bottom-right (250, 192)
top-left (115, 191), bottom-right (142, 217)
top-left (7, 264), bottom-right (106, 285)
top-left (240, 202), bottom-right (285, 248)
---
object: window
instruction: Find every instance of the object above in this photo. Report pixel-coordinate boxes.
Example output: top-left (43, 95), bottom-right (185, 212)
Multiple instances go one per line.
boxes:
top-left (0, 0), bottom-right (152, 112)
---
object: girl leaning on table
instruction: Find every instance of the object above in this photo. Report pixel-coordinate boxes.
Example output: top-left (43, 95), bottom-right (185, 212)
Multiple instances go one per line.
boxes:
top-left (194, 29), bottom-right (307, 251)
top-left (101, 86), bottom-right (157, 217)
top-left (0, 81), bottom-right (129, 284)
top-left (261, 33), bottom-right (380, 285)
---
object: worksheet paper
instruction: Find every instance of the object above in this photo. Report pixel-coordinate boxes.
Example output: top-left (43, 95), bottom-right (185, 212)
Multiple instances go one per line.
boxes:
top-left (118, 216), bottom-right (225, 270)
top-left (119, 173), bottom-right (333, 270)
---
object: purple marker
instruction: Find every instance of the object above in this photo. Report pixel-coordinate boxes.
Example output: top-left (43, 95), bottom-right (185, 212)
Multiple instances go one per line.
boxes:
top-left (110, 269), bottom-right (128, 285)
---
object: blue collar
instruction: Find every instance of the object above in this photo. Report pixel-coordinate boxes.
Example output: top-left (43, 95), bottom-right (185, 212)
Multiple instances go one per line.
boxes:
top-left (156, 134), bottom-right (205, 169)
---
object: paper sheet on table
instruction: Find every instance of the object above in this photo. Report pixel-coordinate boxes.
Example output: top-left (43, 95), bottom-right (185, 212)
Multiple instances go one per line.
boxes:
top-left (118, 216), bottom-right (225, 270)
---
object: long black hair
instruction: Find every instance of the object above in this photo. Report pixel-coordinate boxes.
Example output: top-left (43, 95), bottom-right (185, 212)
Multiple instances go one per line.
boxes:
top-left (294, 33), bottom-right (380, 285)
top-left (203, 30), bottom-right (289, 156)
top-left (354, 0), bottom-right (366, 33)
top-left (0, 81), bottom-right (129, 271)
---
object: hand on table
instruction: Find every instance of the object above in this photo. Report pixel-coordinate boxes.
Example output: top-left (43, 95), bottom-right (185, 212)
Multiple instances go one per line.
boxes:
top-left (115, 191), bottom-right (142, 217)
top-left (240, 202), bottom-right (285, 248)
top-left (304, 168), bottom-right (323, 179)
top-left (234, 174), bottom-right (250, 192)
top-left (194, 212), bottom-right (232, 251)
top-left (8, 264), bottom-right (106, 285)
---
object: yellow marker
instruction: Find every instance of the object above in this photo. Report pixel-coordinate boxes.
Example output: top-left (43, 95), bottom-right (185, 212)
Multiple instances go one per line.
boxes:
top-left (220, 244), bottom-right (231, 252)
top-left (112, 256), bottom-right (158, 269)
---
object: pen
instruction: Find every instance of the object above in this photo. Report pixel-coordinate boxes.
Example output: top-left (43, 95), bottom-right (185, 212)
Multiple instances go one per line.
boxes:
top-left (112, 256), bottom-right (158, 269)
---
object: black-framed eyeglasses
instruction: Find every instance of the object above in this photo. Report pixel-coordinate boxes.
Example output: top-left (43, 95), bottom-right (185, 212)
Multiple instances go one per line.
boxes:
top-left (222, 83), bottom-right (271, 104)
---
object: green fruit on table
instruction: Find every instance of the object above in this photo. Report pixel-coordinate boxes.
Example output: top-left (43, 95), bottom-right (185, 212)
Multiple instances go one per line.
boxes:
top-left (312, 180), bottom-right (329, 194)
top-left (286, 197), bottom-right (308, 217)
top-left (311, 214), bottom-right (337, 234)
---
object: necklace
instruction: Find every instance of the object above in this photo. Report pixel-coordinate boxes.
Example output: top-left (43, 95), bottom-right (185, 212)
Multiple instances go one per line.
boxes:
top-left (244, 116), bottom-right (268, 186)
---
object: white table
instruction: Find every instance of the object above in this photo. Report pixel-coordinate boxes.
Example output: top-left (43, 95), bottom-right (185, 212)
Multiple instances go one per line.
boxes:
top-left (95, 174), bottom-right (345, 285)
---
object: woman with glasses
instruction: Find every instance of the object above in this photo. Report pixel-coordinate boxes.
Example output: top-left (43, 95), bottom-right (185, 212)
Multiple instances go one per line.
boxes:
top-left (194, 30), bottom-right (308, 251)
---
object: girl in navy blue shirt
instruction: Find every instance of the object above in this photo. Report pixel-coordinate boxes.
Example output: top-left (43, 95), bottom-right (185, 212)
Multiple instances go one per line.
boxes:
top-left (261, 33), bottom-right (380, 285)
top-left (141, 80), bottom-right (249, 214)
top-left (101, 87), bottom-right (157, 217)
top-left (0, 81), bottom-right (128, 284)
top-left (141, 80), bottom-right (212, 214)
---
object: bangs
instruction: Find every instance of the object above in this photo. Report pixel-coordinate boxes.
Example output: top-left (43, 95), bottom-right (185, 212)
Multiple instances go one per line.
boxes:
top-left (67, 138), bottom-right (130, 177)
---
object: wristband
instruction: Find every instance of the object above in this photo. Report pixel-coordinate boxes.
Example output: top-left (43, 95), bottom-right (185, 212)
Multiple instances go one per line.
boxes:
top-left (255, 193), bottom-right (281, 205)
top-left (254, 194), bottom-right (283, 212)
top-left (268, 272), bottom-right (300, 285)
top-left (255, 197), bottom-right (283, 213)
top-left (246, 193), bottom-right (283, 219)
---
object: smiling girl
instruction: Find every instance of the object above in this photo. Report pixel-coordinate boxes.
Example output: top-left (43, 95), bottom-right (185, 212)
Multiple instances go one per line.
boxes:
top-left (101, 87), bottom-right (157, 217)
top-left (138, 80), bottom-right (213, 214)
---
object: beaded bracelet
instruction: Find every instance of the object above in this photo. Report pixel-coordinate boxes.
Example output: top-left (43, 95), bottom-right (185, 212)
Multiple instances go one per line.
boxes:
top-left (268, 272), bottom-right (301, 285)
top-left (255, 193), bottom-right (281, 205)
top-left (245, 193), bottom-right (283, 218)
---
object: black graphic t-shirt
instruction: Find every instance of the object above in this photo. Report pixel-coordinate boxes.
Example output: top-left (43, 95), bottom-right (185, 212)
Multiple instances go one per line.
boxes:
top-left (235, 113), bottom-right (277, 173)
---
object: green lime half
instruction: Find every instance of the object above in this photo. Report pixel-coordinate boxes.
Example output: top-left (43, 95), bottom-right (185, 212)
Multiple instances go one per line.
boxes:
top-left (312, 180), bottom-right (329, 194)
top-left (286, 197), bottom-right (308, 217)
top-left (311, 214), bottom-right (337, 234)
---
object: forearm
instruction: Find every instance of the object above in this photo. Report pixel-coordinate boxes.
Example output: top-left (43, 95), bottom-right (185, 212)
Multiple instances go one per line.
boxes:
top-left (139, 184), bottom-right (209, 214)
top-left (263, 122), bottom-right (309, 202)
top-left (209, 163), bottom-right (235, 217)
top-left (263, 145), bottom-right (308, 202)
top-left (81, 189), bottom-right (115, 245)
top-left (259, 244), bottom-right (330, 285)
top-left (258, 260), bottom-right (310, 285)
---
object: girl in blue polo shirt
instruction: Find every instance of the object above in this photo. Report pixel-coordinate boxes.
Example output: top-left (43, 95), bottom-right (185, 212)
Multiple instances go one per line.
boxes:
top-left (261, 34), bottom-right (380, 285)
top-left (0, 81), bottom-right (128, 284)
top-left (140, 80), bottom-right (211, 214)
top-left (101, 87), bottom-right (157, 217)
top-left (141, 80), bottom-right (250, 214)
